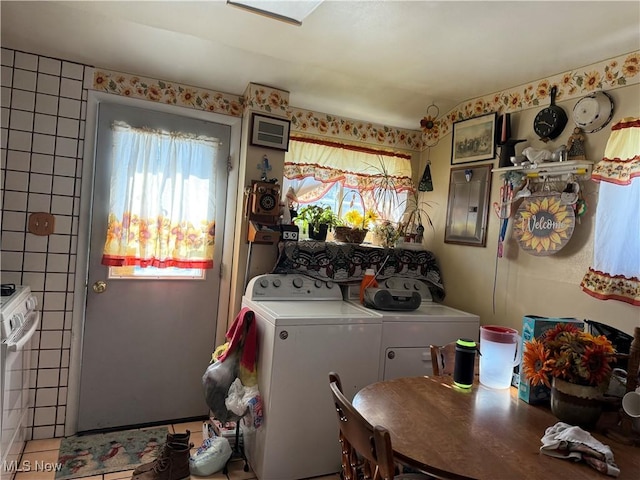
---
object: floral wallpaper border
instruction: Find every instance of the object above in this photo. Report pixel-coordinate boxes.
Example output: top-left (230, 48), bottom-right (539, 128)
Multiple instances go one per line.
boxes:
top-left (92, 50), bottom-right (639, 153)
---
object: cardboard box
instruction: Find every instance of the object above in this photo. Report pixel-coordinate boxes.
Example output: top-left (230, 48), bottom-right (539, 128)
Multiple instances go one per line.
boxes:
top-left (518, 315), bottom-right (584, 404)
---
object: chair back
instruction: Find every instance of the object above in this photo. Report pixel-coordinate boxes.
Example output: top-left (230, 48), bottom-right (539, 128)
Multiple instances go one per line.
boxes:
top-left (329, 372), bottom-right (396, 480)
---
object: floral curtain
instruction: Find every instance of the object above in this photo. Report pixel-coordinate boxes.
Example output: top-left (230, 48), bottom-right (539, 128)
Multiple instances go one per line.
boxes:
top-left (283, 136), bottom-right (413, 220)
top-left (101, 121), bottom-right (220, 269)
top-left (580, 117), bottom-right (640, 305)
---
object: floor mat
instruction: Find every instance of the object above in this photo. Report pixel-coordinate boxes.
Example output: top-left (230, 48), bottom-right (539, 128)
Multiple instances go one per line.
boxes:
top-left (55, 426), bottom-right (168, 480)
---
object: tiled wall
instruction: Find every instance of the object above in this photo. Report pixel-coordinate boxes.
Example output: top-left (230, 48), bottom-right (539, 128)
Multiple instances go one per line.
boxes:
top-left (1, 48), bottom-right (91, 439)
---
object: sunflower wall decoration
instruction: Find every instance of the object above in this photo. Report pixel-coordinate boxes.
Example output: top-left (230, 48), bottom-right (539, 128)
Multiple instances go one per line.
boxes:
top-left (512, 194), bottom-right (575, 256)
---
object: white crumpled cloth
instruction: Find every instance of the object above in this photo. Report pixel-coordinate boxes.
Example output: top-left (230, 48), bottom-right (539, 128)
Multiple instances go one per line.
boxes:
top-left (540, 422), bottom-right (620, 477)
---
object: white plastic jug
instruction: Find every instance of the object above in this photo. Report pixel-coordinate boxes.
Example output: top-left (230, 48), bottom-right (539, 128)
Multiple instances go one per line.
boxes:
top-left (479, 325), bottom-right (521, 389)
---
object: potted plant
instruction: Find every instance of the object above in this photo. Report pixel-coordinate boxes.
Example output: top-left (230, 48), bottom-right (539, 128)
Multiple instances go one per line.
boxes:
top-left (335, 209), bottom-right (378, 243)
top-left (294, 205), bottom-right (340, 241)
top-left (522, 323), bottom-right (616, 426)
top-left (398, 187), bottom-right (435, 242)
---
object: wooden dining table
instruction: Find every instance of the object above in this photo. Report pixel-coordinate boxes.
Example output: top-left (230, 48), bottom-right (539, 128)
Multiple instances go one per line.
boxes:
top-left (352, 376), bottom-right (640, 480)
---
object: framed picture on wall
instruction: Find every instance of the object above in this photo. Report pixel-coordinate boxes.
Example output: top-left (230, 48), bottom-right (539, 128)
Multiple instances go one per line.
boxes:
top-left (444, 164), bottom-right (493, 247)
top-left (250, 113), bottom-right (291, 151)
top-left (451, 112), bottom-right (497, 165)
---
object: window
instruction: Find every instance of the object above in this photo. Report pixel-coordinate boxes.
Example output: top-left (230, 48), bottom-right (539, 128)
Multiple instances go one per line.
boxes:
top-left (283, 137), bottom-right (413, 226)
top-left (101, 121), bottom-right (221, 278)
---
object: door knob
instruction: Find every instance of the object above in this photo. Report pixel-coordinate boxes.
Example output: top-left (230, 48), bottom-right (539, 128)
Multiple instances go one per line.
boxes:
top-left (92, 280), bottom-right (107, 293)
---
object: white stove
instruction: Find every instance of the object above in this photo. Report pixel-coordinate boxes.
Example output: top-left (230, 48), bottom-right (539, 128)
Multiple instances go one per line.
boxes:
top-left (241, 274), bottom-right (382, 480)
top-left (342, 277), bottom-right (480, 380)
top-left (1, 285), bottom-right (40, 479)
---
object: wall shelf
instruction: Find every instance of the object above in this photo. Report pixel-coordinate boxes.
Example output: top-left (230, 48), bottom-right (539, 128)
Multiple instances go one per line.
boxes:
top-left (492, 160), bottom-right (593, 180)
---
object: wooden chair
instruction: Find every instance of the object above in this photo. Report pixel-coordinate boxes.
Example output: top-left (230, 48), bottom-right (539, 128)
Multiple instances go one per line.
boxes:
top-left (328, 372), bottom-right (430, 480)
top-left (430, 342), bottom-right (480, 377)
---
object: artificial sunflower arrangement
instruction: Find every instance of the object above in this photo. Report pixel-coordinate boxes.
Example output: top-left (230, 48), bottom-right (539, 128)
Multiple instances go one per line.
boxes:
top-left (522, 323), bottom-right (616, 388)
top-left (341, 209), bottom-right (379, 230)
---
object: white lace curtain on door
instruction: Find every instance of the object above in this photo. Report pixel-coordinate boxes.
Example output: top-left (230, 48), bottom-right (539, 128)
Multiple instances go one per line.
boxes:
top-left (580, 117), bottom-right (640, 306)
top-left (101, 121), bottom-right (220, 269)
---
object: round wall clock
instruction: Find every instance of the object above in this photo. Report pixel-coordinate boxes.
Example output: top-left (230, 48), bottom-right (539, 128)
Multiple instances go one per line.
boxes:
top-left (572, 91), bottom-right (614, 133)
top-left (533, 86), bottom-right (568, 141)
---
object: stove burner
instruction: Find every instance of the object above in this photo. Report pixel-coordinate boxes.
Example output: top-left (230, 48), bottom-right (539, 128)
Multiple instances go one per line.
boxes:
top-left (1, 284), bottom-right (16, 296)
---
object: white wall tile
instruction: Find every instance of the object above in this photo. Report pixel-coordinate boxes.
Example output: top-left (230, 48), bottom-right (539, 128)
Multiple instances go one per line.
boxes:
top-left (1, 106), bottom-right (9, 126)
top-left (35, 93), bottom-right (58, 115)
top-left (22, 251), bottom-right (47, 271)
top-left (57, 117), bottom-right (79, 138)
top-left (1, 127), bottom-right (6, 149)
top-left (4, 169), bottom-right (29, 191)
top-left (53, 156), bottom-right (75, 176)
top-left (8, 129), bottom-right (32, 151)
top-left (13, 69), bottom-right (38, 92)
top-left (39, 331), bottom-right (63, 350)
top-left (0, 271), bottom-right (21, 285)
top-left (14, 52), bottom-right (37, 71)
top-left (3, 190), bottom-right (28, 211)
top-left (55, 137), bottom-right (77, 157)
top-left (1, 251), bottom-right (24, 271)
top-left (47, 233), bottom-right (70, 252)
top-left (42, 312), bottom-right (65, 330)
top-left (39, 57), bottom-right (61, 76)
top-left (50, 196), bottom-right (73, 216)
top-left (1, 48), bottom-right (15, 66)
top-left (24, 233), bottom-right (48, 253)
top-left (27, 192), bottom-right (50, 212)
top-left (45, 253), bottom-right (69, 273)
top-left (60, 78), bottom-right (82, 99)
top-left (59, 368), bottom-right (68, 386)
top-left (1, 65), bottom-right (12, 87)
top-left (43, 292), bottom-right (66, 310)
top-left (45, 272), bottom-right (68, 291)
top-left (22, 271), bottom-right (45, 290)
top-left (35, 388), bottom-right (58, 407)
top-left (34, 406), bottom-right (57, 426)
top-left (52, 213), bottom-right (72, 234)
top-left (10, 109), bottom-right (34, 131)
top-left (32, 425), bottom-right (55, 440)
top-left (58, 387), bottom-right (67, 405)
top-left (31, 153), bottom-right (54, 174)
top-left (1, 231), bottom-right (26, 252)
top-left (38, 350), bottom-right (62, 368)
top-left (37, 73), bottom-right (60, 96)
top-left (33, 113), bottom-right (57, 135)
top-left (1, 86), bottom-right (11, 108)
top-left (1, 210), bottom-right (26, 231)
top-left (6, 149), bottom-right (31, 170)
top-left (29, 172), bottom-right (52, 194)
top-left (62, 332), bottom-right (71, 349)
top-left (62, 62), bottom-right (83, 80)
top-left (11, 88), bottom-right (35, 111)
top-left (32, 133), bottom-right (55, 155)
top-left (61, 350), bottom-right (70, 368)
top-left (58, 97), bottom-right (80, 118)
top-left (36, 368), bottom-right (60, 388)
top-left (56, 406), bottom-right (66, 424)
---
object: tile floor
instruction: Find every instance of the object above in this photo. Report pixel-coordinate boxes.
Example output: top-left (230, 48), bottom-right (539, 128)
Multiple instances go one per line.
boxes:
top-left (13, 421), bottom-right (341, 480)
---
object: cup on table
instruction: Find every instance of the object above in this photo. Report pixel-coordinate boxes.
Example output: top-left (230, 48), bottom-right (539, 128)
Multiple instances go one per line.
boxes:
top-left (622, 388), bottom-right (640, 433)
top-left (479, 325), bottom-right (521, 389)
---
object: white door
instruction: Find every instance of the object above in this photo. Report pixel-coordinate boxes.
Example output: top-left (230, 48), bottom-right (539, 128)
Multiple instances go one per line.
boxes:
top-left (77, 102), bottom-right (230, 432)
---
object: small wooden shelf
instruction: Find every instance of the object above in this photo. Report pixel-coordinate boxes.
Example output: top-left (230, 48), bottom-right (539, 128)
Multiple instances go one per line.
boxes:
top-left (492, 160), bottom-right (593, 180)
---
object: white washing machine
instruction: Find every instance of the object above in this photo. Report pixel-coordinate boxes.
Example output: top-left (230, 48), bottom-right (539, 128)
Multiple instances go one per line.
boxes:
top-left (342, 277), bottom-right (480, 380)
top-left (241, 273), bottom-right (383, 480)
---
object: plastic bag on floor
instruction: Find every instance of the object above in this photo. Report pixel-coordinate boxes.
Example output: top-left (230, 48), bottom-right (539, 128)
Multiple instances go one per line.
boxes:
top-left (189, 422), bottom-right (232, 476)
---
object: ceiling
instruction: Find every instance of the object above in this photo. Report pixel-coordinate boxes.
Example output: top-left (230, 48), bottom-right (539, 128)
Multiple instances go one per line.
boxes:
top-left (2, 1), bottom-right (639, 130)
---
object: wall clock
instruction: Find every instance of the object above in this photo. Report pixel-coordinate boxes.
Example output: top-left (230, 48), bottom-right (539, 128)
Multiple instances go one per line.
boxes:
top-left (572, 90), bottom-right (614, 133)
top-left (533, 86), bottom-right (568, 141)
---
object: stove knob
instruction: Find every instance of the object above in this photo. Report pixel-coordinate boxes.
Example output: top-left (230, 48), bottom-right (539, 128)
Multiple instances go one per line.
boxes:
top-left (404, 282), bottom-right (411, 290)
top-left (326, 281), bottom-right (334, 289)
top-left (272, 279), bottom-right (281, 288)
top-left (314, 280), bottom-right (323, 289)
top-left (25, 295), bottom-right (38, 310)
top-left (259, 279), bottom-right (269, 289)
top-left (292, 277), bottom-right (303, 289)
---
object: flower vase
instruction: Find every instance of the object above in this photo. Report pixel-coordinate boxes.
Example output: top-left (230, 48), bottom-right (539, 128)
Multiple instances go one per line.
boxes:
top-left (550, 377), bottom-right (606, 427)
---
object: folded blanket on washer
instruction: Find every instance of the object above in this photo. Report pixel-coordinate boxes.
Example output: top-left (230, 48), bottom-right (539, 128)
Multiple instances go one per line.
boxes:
top-left (540, 422), bottom-right (620, 477)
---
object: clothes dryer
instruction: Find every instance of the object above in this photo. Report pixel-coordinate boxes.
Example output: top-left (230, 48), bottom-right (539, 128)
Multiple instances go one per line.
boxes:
top-left (343, 277), bottom-right (480, 380)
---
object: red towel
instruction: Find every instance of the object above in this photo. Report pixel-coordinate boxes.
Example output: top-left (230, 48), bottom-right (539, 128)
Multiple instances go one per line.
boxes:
top-left (219, 307), bottom-right (258, 385)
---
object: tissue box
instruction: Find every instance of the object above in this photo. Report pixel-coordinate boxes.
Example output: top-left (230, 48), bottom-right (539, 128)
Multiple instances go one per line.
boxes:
top-left (518, 315), bottom-right (584, 404)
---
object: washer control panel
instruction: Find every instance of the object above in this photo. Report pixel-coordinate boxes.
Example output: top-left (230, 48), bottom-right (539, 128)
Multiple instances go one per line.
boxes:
top-left (246, 274), bottom-right (340, 301)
